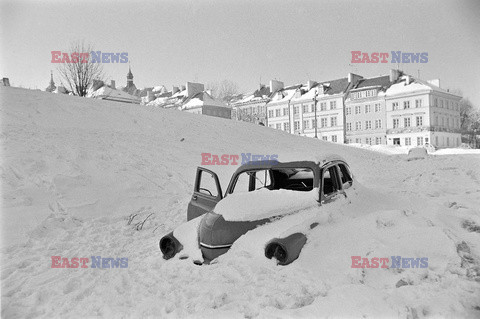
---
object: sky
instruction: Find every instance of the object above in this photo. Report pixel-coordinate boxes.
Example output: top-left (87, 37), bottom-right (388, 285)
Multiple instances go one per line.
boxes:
top-left (1, 0), bottom-right (479, 106)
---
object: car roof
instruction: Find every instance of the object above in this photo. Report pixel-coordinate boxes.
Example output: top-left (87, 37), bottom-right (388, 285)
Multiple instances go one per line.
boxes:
top-left (236, 154), bottom-right (347, 172)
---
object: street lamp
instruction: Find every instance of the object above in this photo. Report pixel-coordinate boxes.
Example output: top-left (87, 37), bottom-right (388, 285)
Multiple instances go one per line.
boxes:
top-left (313, 88), bottom-right (318, 138)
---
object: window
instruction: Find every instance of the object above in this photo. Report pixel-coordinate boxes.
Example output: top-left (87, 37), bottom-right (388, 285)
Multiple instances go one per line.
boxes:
top-left (303, 105), bottom-right (308, 113)
top-left (346, 122), bottom-right (352, 131)
top-left (294, 106), bottom-right (299, 114)
top-left (331, 117), bottom-right (337, 127)
top-left (416, 116), bottom-right (423, 126)
top-left (366, 137), bottom-right (372, 145)
top-left (346, 107), bottom-right (351, 115)
top-left (233, 170), bottom-right (272, 194)
top-left (303, 120), bottom-right (309, 129)
top-left (375, 119), bottom-right (382, 129)
top-left (393, 118), bottom-right (399, 128)
top-left (275, 109), bottom-right (281, 117)
top-left (322, 136), bottom-right (328, 141)
top-left (283, 107), bottom-right (288, 116)
top-left (365, 104), bottom-right (371, 113)
top-left (198, 170), bottom-right (219, 197)
top-left (404, 117), bottom-right (411, 127)
top-left (322, 166), bottom-right (339, 196)
top-left (375, 137), bottom-right (382, 145)
top-left (283, 122), bottom-right (289, 132)
top-left (355, 121), bottom-right (362, 130)
top-left (434, 98), bottom-right (438, 107)
top-left (404, 101), bottom-right (410, 109)
top-left (276, 123), bottom-right (281, 130)
top-left (268, 110), bottom-right (274, 118)
top-left (417, 137), bottom-right (424, 146)
top-left (355, 105), bottom-right (361, 114)
top-left (294, 121), bottom-right (300, 131)
top-left (392, 102), bottom-right (399, 110)
top-left (311, 119), bottom-right (316, 128)
top-left (321, 118), bottom-right (328, 128)
top-left (355, 138), bottom-right (361, 143)
top-left (331, 135), bottom-right (337, 142)
top-left (310, 104), bottom-right (315, 113)
top-left (415, 99), bottom-right (422, 108)
top-left (330, 101), bottom-right (337, 109)
top-left (405, 137), bottom-right (411, 146)
top-left (338, 164), bottom-right (353, 188)
top-left (375, 103), bottom-right (381, 112)
top-left (440, 100), bottom-right (444, 108)
top-left (365, 120), bottom-right (372, 129)
top-left (320, 102), bottom-right (327, 111)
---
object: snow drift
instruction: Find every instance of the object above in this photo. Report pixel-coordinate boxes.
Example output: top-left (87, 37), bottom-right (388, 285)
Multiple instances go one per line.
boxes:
top-left (1, 87), bottom-right (480, 318)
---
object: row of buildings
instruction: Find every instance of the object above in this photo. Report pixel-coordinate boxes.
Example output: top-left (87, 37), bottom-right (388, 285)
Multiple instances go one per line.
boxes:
top-left (230, 69), bottom-right (462, 149)
top-left (45, 68), bottom-right (462, 149)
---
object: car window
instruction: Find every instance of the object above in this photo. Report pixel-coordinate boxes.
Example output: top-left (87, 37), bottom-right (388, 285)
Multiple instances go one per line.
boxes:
top-left (271, 168), bottom-right (314, 192)
top-left (337, 163), bottom-right (353, 188)
top-left (322, 166), bottom-right (339, 196)
top-left (198, 170), bottom-right (219, 197)
top-left (254, 170), bottom-right (272, 190)
top-left (233, 169), bottom-right (272, 193)
top-left (233, 171), bottom-right (251, 193)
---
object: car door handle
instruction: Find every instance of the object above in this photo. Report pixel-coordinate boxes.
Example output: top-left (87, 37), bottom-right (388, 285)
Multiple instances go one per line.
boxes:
top-left (192, 195), bottom-right (198, 200)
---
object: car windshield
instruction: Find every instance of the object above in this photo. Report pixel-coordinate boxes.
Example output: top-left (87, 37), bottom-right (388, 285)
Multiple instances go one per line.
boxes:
top-left (232, 167), bottom-right (314, 193)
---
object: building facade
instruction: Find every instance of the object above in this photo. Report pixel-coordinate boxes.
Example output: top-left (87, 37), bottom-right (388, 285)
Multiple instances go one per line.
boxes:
top-left (344, 72), bottom-right (397, 145)
top-left (385, 76), bottom-right (462, 148)
top-left (230, 84), bottom-right (271, 125)
top-left (266, 74), bottom-right (359, 144)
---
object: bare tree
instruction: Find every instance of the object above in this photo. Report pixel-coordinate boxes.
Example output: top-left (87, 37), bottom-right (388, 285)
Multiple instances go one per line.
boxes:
top-left (57, 41), bottom-right (104, 97)
top-left (206, 79), bottom-right (239, 101)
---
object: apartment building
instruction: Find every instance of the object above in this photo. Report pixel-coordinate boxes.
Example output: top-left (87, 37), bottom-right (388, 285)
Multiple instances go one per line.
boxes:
top-left (345, 71), bottom-right (397, 145)
top-left (266, 75), bottom-right (358, 143)
top-left (266, 82), bottom-right (301, 133)
top-left (385, 76), bottom-right (462, 148)
top-left (230, 84), bottom-right (272, 125)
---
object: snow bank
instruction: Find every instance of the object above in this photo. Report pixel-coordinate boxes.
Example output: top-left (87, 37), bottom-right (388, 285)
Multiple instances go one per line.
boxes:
top-left (1, 87), bottom-right (480, 318)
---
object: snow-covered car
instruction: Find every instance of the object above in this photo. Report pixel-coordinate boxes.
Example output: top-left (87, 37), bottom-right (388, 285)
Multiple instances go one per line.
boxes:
top-left (159, 155), bottom-right (354, 265)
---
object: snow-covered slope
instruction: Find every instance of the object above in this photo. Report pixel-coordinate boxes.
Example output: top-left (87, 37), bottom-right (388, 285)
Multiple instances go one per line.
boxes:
top-left (1, 87), bottom-right (479, 318)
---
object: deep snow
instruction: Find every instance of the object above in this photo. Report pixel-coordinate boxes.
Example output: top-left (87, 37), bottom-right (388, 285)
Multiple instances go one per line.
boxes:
top-left (1, 87), bottom-right (480, 318)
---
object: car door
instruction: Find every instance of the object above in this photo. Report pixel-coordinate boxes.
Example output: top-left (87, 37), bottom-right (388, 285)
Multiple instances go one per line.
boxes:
top-left (187, 167), bottom-right (223, 221)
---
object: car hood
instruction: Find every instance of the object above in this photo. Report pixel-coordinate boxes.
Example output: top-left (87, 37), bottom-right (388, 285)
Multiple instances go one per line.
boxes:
top-left (214, 188), bottom-right (319, 222)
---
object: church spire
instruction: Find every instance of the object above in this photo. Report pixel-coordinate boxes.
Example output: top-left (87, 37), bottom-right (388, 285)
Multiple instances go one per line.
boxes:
top-left (46, 70), bottom-right (56, 92)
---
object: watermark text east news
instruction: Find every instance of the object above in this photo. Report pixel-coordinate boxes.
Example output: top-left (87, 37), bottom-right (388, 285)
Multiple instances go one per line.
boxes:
top-left (51, 51), bottom-right (128, 63)
top-left (351, 51), bottom-right (428, 63)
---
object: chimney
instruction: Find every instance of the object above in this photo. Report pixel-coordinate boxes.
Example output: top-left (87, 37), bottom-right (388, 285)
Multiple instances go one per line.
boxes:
top-left (405, 75), bottom-right (411, 85)
top-left (317, 84), bottom-right (324, 95)
top-left (2, 78), bottom-right (10, 86)
top-left (307, 80), bottom-right (317, 91)
top-left (147, 90), bottom-right (154, 102)
top-left (269, 80), bottom-right (284, 93)
top-left (427, 79), bottom-right (440, 88)
top-left (110, 80), bottom-right (116, 89)
top-left (389, 69), bottom-right (400, 82)
top-left (172, 86), bottom-right (179, 94)
top-left (348, 73), bottom-right (363, 84)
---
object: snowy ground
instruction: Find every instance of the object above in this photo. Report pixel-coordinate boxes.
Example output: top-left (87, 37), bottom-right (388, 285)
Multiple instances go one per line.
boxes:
top-left (1, 87), bottom-right (480, 318)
